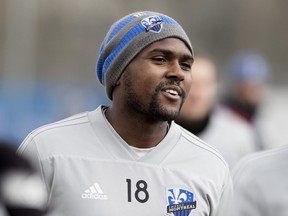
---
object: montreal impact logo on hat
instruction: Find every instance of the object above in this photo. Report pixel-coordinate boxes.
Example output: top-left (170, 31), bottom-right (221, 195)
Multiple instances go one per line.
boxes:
top-left (141, 15), bottom-right (163, 33)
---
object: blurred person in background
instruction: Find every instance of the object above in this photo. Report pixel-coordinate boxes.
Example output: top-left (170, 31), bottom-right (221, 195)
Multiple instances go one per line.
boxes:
top-left (229, 144), bottom-right (288, 216)
top-left (222, 51), bottom-right (270, 123)
top-left (222, 51), bottom-right (288, 150)
top-left (0, 140), bottom-right (47, 216)
top-left (176, 56), bottom-right (259, 168)
top-left (221, 51), bottom-right (271, 150)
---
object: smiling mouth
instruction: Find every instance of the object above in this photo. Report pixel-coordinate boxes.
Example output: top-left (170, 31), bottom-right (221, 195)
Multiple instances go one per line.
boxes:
top-left (165, 89), bottom-right (179, 96)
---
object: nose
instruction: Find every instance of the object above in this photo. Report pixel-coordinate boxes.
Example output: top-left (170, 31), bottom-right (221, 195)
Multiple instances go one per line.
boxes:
top-left (166, 61), bottom-right (185, 81)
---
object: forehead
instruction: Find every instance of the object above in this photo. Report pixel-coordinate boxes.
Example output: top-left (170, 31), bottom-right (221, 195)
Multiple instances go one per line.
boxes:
top-left (140, 38), bottom-right (192, 56)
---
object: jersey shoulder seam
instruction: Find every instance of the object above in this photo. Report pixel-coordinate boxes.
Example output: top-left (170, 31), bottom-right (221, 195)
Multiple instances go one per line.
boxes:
top-left (180, 127), bottom-right (229, 167)
top-left (29, 111), bottom-right (90, 138)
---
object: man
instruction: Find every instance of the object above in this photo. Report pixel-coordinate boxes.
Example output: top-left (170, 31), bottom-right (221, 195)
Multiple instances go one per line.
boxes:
top-left (17, 11), bottom-right (232, 215)
top-left (222, 51), bottom-right (288, 150)
top-left (176, 56), bottom-right (258, 168)
top-left (229, 145), bottom-right (288, 216)
top-left (222, 51), bottom-right (270, 124)
top-left (221, 51), bottom-right (271, 150)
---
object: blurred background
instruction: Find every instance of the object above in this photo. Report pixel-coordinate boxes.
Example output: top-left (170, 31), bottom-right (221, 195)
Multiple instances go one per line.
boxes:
top-left (0, 0), bottom-right (287, 147)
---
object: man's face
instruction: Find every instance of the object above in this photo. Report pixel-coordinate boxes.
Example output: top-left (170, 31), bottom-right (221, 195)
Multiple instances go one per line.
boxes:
top-left (118, 38), bottom-right (193, 121)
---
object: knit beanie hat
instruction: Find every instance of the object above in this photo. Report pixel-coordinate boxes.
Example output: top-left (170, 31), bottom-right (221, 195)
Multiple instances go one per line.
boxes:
top-left (96, 11), bottom-right (193, 100)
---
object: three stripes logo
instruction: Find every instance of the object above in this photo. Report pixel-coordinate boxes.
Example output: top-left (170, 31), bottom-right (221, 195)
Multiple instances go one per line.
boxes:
top-left (81, 182), bottom-right (108, 200)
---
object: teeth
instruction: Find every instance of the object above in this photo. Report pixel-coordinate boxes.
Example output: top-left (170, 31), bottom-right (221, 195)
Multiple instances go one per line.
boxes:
top-left (165, 89), bottom-right (178, 95)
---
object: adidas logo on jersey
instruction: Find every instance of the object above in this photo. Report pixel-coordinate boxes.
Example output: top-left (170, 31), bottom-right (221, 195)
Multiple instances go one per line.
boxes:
top-left (81, 182), bottom-right (108, 200)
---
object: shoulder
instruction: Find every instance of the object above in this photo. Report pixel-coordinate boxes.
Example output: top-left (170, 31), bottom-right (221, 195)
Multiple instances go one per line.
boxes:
top-left (18, 106), bottom-right (104, 156)
top-left (28, 111), bottom-right (90, 139)
top-left (175, 123), bottom-right (230, 169)
top-left (232, 145), bottom-right (288, 184)
top-left (25, 106), bottom-right (105, 140)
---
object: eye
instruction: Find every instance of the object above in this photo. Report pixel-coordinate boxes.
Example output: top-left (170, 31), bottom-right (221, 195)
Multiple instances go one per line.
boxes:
top-left (151, 56), bottom-right (166, 64)
top-left (180, 62), bottom-right (192, 71)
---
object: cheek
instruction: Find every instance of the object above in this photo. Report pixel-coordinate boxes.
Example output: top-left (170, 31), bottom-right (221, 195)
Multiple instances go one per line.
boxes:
top-left (128, 76), bottom-right (156, 100)
top-left (141, 79), bottom-right (158, 97)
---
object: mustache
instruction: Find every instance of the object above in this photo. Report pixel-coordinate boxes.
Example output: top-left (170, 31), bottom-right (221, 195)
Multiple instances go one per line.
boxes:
top-left (155, 80), bottom-right (186, 98)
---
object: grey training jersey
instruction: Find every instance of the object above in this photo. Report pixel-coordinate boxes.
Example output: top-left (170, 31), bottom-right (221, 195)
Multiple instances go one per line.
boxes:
top-left (230, 145), bottom-right (288, 216)
top-left (17, 105), bottom-right (232, 216)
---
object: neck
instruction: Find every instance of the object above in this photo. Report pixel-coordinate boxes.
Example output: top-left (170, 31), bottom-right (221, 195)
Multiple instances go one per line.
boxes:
top-left (105, 106), bottom-right (169, 148)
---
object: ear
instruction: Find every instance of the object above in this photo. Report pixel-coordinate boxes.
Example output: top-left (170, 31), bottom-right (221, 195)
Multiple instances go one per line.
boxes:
top-left (111, 77), bottom-right (122, 100)
top-left (115, 70), bottom-right (125, 86)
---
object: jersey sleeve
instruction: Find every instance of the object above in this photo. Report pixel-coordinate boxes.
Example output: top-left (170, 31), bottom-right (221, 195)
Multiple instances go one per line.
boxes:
top-left (228, 158), bottom-right (266, 216)
top-left (17, 135), bottom-right (42, 172)
top-left (17, 134), bottom-right (49, 193)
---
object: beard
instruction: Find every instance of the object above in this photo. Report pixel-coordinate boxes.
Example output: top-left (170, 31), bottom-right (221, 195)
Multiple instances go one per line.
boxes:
top-left (123, 74), bottom-right (184, 122)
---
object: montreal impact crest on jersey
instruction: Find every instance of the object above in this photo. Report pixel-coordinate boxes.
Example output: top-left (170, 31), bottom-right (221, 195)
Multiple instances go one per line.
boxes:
top-left (166, 188), bottom-right (197, 216)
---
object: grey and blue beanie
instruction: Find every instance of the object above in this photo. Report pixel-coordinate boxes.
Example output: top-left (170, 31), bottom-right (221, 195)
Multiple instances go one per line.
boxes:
top-left (96, 11), bottom-right (194, 100)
